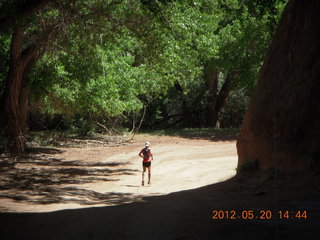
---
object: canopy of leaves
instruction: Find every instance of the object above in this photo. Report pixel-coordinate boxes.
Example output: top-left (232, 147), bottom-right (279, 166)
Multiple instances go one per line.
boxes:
top-left (1, 0), bottom-right (288, 131)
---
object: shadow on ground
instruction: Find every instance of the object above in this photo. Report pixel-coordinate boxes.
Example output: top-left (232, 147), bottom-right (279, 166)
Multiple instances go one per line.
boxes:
top-left (0, 175), bottom-right (319, 240)
top-left (26, 147), bottom-right (66, 155)
top-left (0, 148), bottom-right (139, 206)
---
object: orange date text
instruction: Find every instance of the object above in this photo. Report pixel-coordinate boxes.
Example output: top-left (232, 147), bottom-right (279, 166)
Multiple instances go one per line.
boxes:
top-left (211, 210), bottom-right (308, 220)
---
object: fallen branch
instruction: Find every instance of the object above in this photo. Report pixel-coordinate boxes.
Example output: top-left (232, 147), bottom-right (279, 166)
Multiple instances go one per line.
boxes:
top-left (96, 121), bottom-right (112, 135)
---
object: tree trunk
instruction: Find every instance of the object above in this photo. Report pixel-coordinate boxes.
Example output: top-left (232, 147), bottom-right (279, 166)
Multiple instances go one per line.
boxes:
top-left (19, 56), bottom-right (39, 135)
top-left (206, 70), bottom-right (233, 128)
top-left (1, 28), bottom-right (26, 154)
top-left (237, 0), bottom-right (320, 174)
top-left (4, 66), bottom-right (27, 154)
top-left (205, 69), bottom-right (218, 127)
top-left (19, 85), bottom-right (30, 135)
top-left (1, 27), bottom-right (42, 154)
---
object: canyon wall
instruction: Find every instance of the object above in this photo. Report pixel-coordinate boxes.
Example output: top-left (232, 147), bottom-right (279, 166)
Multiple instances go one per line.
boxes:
top-left (237, 0), bottom-right (320, 174)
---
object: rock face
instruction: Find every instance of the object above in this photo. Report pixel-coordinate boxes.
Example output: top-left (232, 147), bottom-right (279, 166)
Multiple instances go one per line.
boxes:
top-left (237, 0), bottom-right (320, 174)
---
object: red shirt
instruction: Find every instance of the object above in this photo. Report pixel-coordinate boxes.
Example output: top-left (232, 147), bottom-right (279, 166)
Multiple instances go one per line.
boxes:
top-left (139, 148), bottom-right (152, 162)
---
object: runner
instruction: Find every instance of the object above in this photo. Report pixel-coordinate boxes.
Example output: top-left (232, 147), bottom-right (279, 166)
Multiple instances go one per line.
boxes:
top-left (138, 142), bottom-right (153, 186)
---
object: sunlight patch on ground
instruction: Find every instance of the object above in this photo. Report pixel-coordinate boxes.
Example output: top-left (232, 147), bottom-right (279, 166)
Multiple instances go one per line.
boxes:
top-left (0, 140), bottom-right (237, 213)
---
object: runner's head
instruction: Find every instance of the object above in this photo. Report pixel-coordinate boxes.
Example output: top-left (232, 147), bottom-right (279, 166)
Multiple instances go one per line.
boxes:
top-left (145, 142), bottom-right (150, 148)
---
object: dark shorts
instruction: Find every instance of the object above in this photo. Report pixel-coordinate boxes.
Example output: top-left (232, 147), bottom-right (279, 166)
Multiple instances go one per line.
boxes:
top-left (143, 161), bottom-right (151, 167)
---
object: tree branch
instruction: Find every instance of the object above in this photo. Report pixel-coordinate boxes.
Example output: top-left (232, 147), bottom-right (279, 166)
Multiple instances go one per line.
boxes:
top-left (0, 0), bottom-right (49, 33)
top-left (131, 104), bottom-right (147, 140)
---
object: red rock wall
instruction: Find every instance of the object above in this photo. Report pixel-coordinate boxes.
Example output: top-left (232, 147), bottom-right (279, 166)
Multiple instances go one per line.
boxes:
top-left (237, 0), bottom-right (320, 174)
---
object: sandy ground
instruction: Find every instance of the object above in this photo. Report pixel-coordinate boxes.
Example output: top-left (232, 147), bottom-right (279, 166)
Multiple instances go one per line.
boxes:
top-left (0, 135), bottom-right (319, 239)
top-left (0, 135), bottom-right (237, 213)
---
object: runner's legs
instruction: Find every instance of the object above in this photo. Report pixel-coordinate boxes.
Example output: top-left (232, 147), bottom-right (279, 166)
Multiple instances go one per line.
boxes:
top-left (147, 166), bottom-right (151, 184)
top-left (142, 166), bottom-right (146, 186)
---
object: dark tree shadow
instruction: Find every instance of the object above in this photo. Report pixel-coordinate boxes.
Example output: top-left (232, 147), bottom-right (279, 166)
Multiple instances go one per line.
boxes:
top-left (0, 188), bottom-right (141, 206)
top-left (0, 152), bottom-right (140, 206)
top-left (27, 147), bottom-right (66, 154)
top-left (0, 176), bottom-right (319, 240)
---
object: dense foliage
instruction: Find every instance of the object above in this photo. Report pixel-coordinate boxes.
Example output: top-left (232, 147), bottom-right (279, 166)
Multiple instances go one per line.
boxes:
top-left (0, 0), bottom-right (287, 138)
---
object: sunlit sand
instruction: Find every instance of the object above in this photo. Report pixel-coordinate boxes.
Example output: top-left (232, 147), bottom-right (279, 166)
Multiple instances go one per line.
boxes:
top-left (0, 137), bottom-right (237, 213)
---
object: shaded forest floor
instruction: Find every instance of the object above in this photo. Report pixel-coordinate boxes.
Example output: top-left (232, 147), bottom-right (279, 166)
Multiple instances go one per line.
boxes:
top-left (0, 133), bottom-right (319, 239)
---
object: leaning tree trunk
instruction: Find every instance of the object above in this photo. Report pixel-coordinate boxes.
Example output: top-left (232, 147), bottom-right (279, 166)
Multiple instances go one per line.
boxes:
top-left (19, 56), bottom-right (39, 135)
top-left (237, 0), bottom-right (320, 174)
top-left (1, 27), bottom-right (43, 154)
top-left (211, 74), bottom-right (233, 128)
top-left (206, 70), bottom-right (233, 128)
top-left (2, 28), bottom-right (27, 154)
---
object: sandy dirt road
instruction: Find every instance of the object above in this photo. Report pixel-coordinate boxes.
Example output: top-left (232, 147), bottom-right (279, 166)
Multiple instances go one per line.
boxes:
top-left (0, 135), bottom-right (319, 240)
top-left (0, 135), bottom-right (237, 212)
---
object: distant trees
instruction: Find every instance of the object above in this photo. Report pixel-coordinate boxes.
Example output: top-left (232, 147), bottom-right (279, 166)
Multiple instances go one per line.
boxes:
top-left (143, 0), bottom-right (287, 128)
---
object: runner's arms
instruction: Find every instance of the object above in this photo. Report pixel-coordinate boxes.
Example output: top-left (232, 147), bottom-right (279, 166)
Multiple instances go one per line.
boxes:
top-left (138, 149), bottom-right (144, 158)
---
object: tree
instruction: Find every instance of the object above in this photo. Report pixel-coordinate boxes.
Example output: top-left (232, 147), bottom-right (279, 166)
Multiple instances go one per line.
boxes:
top-left (0, 0), bottom-right (153, 154)
top-left (0, 0), bottom-right (83, 153)
top-left (142, 0), bottom-right (286, 128)
top-left (0, 0), bottom-right (289, 154)
top-left (237, 0), bottom-right (320, 174)
top-left (203, 0), bottom-right (287, 127)
top-left (0, 25), bottom-right (50, 154)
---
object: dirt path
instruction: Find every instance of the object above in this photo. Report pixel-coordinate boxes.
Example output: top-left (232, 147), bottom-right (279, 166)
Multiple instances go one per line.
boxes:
top-left (1, 135), bottom-right (319, 239)
top-left (0, 135), bottom-right (237, 213)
